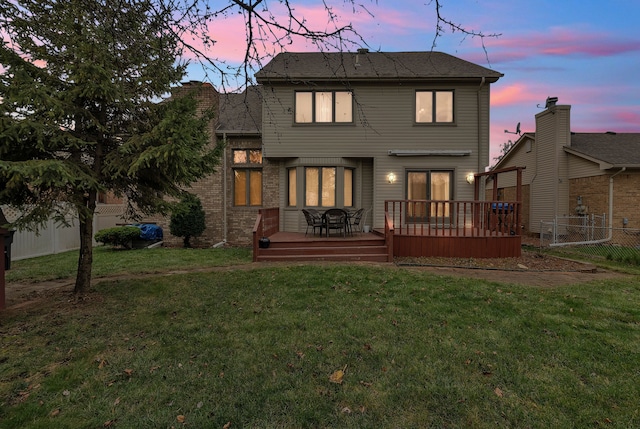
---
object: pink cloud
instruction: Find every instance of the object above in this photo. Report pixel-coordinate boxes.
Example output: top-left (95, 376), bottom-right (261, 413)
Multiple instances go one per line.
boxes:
top-left (490, 27), bottom-right (640, 59)
top-left (179, 2), bottom-right (375, 66)
top-left (491, 84), bottom-right (541, 107)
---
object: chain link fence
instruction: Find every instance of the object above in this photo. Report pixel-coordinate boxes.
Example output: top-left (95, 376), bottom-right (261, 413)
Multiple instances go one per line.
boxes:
top-left (539, 215), bottom-right (640, 265)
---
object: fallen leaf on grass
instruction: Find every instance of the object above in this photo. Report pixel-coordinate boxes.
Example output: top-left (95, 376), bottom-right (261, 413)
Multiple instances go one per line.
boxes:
top-left (329, 365), bottom-right (347, 384)
top-left (223, 422), bottom-right (232, 429)
top-left (50, 408), bottom-right (61, 417)
top-left (177, 415), bottom-right (185, 423)
top-left (114, 397), bottom-right (120, 406)
top-left (124, 369), bottom-right (133, 377)
top-left (494, 387), bottom-right (503, 397)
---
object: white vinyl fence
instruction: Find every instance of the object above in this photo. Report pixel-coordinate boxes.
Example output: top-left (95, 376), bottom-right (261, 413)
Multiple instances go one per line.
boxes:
top-left (2, 204), bottom-right (127, 261)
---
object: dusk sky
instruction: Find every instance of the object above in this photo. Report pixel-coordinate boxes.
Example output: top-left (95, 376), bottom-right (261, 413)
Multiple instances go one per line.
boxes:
top-left (185, 0), bottom-right (640, 164)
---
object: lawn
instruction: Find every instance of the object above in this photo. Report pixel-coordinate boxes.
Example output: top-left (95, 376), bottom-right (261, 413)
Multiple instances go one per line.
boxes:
top-left (1, 248), bottom-right (639, 428)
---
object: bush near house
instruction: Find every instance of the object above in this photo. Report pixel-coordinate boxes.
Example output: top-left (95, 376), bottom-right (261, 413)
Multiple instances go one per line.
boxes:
top-left (94, 226), bottom-right (142, 249)
top-left (170, 194), bottom-right (206, 248)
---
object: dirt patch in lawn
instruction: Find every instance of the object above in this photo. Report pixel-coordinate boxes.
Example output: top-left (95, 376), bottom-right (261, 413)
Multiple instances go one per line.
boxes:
top-left (395, 250), bottom-right (629, 287)
top-left (2, 250), bottom-right (631, 311)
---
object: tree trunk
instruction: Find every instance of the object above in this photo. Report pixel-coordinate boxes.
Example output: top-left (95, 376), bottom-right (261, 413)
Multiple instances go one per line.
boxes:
top-left (74, 197), bottom-right (96, 294)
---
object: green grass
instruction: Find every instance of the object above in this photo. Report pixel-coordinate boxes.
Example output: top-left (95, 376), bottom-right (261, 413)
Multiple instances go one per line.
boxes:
top-left (2, 251), bottom-right (640, 428)
top-left (537, 245), bottom-right (640, 275)
top-left (5, 246), bottom-right (252, 283)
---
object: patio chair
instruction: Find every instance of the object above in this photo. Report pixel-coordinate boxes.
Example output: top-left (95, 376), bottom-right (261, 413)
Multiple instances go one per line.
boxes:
top-left (322, 208), bottom-right (347, 237)
top-left (347, 208), bottom-right (365, 235)
top-left (302, 209), bottom-right (324, 236)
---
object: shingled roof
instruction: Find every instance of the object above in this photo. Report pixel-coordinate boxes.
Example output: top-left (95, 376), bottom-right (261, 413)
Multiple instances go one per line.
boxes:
top-left (217, 86), bottom-right (262, 135)
top-left (255, 51), bottom-right (503, 83)
top-left (566, 133), bottom-right (640, 168)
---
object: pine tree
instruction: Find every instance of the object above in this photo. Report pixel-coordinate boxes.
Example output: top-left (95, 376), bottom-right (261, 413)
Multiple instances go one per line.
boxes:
top-left (0, 0), bottom-right (221, 293)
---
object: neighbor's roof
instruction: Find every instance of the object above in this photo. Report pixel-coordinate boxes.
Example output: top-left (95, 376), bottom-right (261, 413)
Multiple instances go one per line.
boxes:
top-left (255, 51), bottom-right (503, 83)
top-left (566, 133), bottom-right (640, 168)
top-left (217, 86), bottom-right (262, 135)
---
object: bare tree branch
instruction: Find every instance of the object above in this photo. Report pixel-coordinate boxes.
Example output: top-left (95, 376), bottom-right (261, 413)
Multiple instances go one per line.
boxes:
top-left (431, 0), bottom-right (501, 65)
top-left (152, 0), bottom-right (499, 90)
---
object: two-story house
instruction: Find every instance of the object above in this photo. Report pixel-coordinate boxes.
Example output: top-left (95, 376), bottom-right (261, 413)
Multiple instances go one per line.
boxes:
top-left (155, 50), bottom-right (513, 258)
top-left (255, 49), bottom-right (503, 234)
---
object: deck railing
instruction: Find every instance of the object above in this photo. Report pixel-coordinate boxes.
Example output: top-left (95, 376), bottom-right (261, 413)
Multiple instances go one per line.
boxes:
top-left (252, 207), bottom-right (280, 262)
top-left (385, 200), bottom-right (521, 237)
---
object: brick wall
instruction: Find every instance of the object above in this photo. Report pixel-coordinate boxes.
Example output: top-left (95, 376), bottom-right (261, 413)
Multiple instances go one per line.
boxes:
top-left (486, 173), bottom-right (640, 238)
top-left (149, 137), bottom-right (280, 248)
top-left (223, 138), bottom-right (279, 246)
top-left (570, 172), bottom-right (640, 229)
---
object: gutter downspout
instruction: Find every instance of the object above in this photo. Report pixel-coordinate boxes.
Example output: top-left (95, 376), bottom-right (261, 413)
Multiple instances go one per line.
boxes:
top-left (212, 131), bottom-right (228, 248)
top-left (608, 167), bottom-right (626, 238)
top-left (476, 77), bottom-right (486, 197)
top-left (222, 132), bottom-right (228, 243)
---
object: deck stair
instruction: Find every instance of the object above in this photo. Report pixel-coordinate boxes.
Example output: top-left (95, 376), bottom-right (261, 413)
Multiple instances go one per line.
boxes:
top-left (255, 233), bottom-right (389, 262)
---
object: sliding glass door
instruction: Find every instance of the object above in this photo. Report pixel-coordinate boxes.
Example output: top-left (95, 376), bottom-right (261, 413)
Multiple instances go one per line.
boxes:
top-left (406, 170), bottom-right (453, 222)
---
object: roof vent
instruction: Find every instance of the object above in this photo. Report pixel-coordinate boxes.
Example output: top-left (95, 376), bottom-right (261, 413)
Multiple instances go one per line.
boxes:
top-left (357, 48), bottom-right (369, 54)
top-left (545, 96), bottom-right (558, 108)
top-left (605, 131), bottom-right (617, 135)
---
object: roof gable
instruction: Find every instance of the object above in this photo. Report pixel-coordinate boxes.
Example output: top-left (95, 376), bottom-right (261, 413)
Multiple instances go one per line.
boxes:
top-left (255, 51), bottom-right (503, 83)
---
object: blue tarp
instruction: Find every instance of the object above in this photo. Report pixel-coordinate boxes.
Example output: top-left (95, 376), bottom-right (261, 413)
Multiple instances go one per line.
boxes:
top-left (136, 224), bottom-right (163, 241)
top-left (491, 203), bottom-right (514, 213)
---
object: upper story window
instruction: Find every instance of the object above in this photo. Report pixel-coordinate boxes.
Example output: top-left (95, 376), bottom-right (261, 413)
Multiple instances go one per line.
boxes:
top-left (415, 90), bottom-right (454, 123)
top-left (295, 91), bottom-right (353, 124)
top-left (233, 149), bottom-right (262, 164)
top-left (233, 149), bottom-right (262, 206)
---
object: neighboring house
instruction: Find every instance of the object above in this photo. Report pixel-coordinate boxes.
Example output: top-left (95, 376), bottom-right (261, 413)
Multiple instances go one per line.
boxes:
top-left (154, 50), bottom-right (504, 247)
top-left (489, 100), bottom-right (640, 236)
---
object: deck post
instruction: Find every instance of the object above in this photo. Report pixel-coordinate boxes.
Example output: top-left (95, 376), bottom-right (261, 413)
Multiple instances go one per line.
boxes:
top-left (252, 213), bottom-right (262, 262)
top-left (516, 167), bottom-right (523, 235)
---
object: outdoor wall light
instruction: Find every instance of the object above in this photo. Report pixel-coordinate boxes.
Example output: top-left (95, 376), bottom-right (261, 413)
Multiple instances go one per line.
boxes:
top-left (387, 172), bottom-right (396, 184)
top-left (466, 173), bottom-right (475, 184)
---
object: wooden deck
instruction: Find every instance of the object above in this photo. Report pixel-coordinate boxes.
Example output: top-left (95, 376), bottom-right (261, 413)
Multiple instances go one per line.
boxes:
top-left (254, 231), bottom-right (390, 263)
top-left (254, 229), bottom-right (520, 262)
top-left (392, 229), bottom-right (521, 258)
top-left (253, 199), bottom-right (523, 262)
